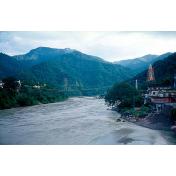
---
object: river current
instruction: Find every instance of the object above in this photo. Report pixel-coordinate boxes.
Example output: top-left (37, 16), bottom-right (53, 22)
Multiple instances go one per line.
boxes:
top-left (0, 97), bottom-right (176, 144)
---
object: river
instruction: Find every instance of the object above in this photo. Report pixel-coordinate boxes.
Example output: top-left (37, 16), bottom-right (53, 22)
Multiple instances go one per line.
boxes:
top-left (0, 97), bottom-right (176, 144)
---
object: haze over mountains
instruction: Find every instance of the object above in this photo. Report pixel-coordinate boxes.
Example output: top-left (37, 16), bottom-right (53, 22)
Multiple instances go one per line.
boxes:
top-left (115, 52), bottom-right (172, 74)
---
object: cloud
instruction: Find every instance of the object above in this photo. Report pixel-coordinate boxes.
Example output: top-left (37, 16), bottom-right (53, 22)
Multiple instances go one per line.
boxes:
top-left (0, 31), bottom-right (176, 61)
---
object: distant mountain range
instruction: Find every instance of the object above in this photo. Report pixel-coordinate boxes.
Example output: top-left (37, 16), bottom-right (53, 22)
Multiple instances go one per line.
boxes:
top-left (0, 47), bottom-right (135, 94)
top-left (115, 52), bottom-right (172, 74)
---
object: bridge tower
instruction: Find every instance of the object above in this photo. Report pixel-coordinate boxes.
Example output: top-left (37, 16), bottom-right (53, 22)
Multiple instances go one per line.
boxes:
top-left (64, 77), bottom-right (68, 92)
top-left (147, 64), bottom-right (155, 81)
top-left (135, 79), bottom-right (138, 90)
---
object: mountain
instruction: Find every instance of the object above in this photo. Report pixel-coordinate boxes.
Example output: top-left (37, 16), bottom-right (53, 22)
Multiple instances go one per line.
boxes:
top-left (133, 52), bottom-right (176, 88)
top-left (14, 47), bottom-right (105, 66)
top-left (0, 47), bottom-right (135, 95)
top-left (115, 53), bottom-right (172, 74)
top-left (0, 53), bottom-right (21, 78)
top-left (16, 47), bottom-right (134, 90)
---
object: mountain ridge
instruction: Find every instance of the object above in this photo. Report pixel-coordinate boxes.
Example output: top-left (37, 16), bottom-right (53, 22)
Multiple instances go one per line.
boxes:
top-left (114, 52), bottom-right (172, 74)
top-left (0, 47), bottom-right (135, 95)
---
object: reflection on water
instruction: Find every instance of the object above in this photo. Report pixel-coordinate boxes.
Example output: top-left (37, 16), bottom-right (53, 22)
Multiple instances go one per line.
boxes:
top-left (0, 97), bottom-right (176, 144)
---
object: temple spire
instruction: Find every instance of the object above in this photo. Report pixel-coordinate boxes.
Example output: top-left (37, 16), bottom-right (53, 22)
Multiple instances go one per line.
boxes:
top-left (147, 64), bottom-right (155, 81)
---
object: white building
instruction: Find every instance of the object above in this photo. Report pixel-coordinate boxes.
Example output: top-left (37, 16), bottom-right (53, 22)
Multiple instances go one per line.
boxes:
top-left (0, 80), bottom-right (4, 88)
top-left (32, 82), bottom-right (41, 89)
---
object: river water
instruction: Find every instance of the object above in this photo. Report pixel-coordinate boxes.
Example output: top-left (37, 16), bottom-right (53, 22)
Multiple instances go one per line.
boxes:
top-left (0, 97), bottom-right (176, 144)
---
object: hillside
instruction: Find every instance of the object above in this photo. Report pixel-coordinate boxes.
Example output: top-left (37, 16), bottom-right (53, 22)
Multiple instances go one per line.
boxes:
top-left (17, 48), bottom-right (134, 91)
top-left (1, 47), bottom-right (135, 95)
top-left (133, 52), bottom-right (176, 88)
top-left (0, 53), bottom-right (21, 78)
top-left (115, 53), bottom-right (172, 74)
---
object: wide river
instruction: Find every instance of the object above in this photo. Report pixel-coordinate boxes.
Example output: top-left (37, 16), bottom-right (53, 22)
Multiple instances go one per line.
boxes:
top-left (0, 97), bottom-right (176, 144)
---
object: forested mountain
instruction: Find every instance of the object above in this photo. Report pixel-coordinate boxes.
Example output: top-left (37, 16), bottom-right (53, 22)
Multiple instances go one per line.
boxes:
top-left (115, 53), bottom-right (172, 74)
top-left (0, 53), bottom-right (20, 78)
top-left (0, 47), bottom-right (135, 94)
top-left (133, 52), bottom-right (176, 88)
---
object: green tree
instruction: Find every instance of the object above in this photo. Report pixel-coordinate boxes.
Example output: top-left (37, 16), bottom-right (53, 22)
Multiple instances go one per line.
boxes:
top-left (2, 77), bottom-right (19, 91)
top-left (105, 82), bottom-right (143, 109)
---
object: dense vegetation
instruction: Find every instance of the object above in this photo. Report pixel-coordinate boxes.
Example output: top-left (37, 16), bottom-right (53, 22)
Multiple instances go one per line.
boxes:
top-left (105, 82), bottom-right (152, 118)
top-left (132, 52), bottom-right (176, 89)
top-left (105, 82), bottom-right (143, 109)
top-left (1, 47), bottom-right (135, 95)
top-left (0, 53), bottom-right (21, 78)
top-left (105, 52), bottom-right (176, 117)
top-left (0, 77), bottom-right (67, 110)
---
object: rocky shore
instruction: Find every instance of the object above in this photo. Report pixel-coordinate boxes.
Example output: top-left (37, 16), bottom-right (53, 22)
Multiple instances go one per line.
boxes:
top-left (116, 108), bottom-right (174, 131)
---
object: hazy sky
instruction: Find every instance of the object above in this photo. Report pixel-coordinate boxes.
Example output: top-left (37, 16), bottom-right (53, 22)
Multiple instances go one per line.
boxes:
top-left (0, 31), bottom-right (176, 62)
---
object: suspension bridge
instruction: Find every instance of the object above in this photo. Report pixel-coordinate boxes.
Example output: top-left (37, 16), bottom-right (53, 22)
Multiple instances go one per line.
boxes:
top-left (24, 84), bottom-right (112, 95)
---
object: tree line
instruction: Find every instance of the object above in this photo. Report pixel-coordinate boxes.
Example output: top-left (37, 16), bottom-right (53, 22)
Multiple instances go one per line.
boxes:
top-left (0, 77), bottom-right (67, 110)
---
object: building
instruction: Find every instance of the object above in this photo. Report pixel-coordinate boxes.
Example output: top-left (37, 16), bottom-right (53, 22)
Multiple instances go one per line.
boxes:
top-left (0, 80), bottom-right (4, 88)
top-left (144, 65), bottom-right (176, 112)
top-left (32, 82), bottom-right (40, 89)
top-left (146, 87), bottom-right (176, 112)
top-left (16, 80), bottom-right (21, 92)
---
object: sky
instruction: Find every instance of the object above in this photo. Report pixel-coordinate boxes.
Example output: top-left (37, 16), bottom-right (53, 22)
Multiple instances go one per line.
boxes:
top-left (0, 31), bottom-right (176, 62)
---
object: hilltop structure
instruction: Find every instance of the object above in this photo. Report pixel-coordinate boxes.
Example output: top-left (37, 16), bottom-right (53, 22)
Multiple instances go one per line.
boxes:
top-left (147, 64), bottom-right (155, 81)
